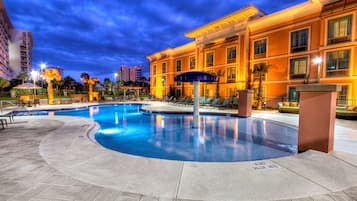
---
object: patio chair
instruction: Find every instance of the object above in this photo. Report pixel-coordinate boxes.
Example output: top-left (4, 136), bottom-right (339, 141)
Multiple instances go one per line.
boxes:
top-left (184, 97), bottom-right (193, 105)
top-left (199, 96), bottom-right (206, 105)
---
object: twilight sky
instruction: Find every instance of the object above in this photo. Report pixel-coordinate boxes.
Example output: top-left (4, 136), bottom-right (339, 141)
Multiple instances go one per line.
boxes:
top-left (4, 0), bottom-right (306, 82)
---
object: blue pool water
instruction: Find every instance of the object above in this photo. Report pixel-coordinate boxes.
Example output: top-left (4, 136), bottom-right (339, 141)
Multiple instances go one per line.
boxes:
top-left (17, 104), bottom-right (298, 162)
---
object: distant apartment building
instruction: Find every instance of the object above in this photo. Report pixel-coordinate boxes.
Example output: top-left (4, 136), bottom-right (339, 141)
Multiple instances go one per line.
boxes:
top-left (117, 65), bottom-right (143, 82)
top-left (9, 29), bottom-right (33, 76)
top-left (147, 0), bottom-right (357, 107)
top-left (0, 1), bottom-right (33, 80)
top-left (0, 1), bottom-right (13, 79)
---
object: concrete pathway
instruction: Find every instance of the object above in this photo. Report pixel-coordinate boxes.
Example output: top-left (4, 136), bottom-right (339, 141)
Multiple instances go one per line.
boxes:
top-left (0, 102), bottom-right (357, 201)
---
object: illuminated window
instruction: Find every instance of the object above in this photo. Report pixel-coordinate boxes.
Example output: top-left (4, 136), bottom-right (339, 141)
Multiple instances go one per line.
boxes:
top-left (291, 29), bottom-right (308, 52)
top-left (162, 63), bottom-right (166, 73)
top-left (254, 39), bottom-right (266, 59)
top-left (290, 57), bottom-right (307, 79)
top-left (328, 15), bottom-right (352, 45)
top-left (153, 65), bottom-right (156, 75)
top-left (326, 50), bottom-right (350, 77)
top-left (176, 60), bottom-right (182, 72)
top-left (227, 67), bottom-right (236, 83)
top-left (189, 56), bottom-right (195, 69)
top-left (227, 47), bottom-right (236, 63)
top-left (206, 52), bottom-right (214, 67)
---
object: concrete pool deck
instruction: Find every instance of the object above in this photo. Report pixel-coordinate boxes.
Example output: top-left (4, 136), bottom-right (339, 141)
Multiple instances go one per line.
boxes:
top-left (1, 102), bottom-right (357, 201)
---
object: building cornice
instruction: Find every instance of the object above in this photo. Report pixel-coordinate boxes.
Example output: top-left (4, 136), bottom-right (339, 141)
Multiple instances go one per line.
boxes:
top-left (185, 5), bottom-right (264, 39)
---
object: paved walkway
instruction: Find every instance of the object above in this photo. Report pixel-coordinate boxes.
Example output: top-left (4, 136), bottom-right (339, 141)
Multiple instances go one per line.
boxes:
top-left (0, 102), bottom-right (357, 201)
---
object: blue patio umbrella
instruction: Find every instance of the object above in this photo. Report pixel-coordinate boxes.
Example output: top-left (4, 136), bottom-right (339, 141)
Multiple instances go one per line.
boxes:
top-left (174, 71), bottom-right (216, 128)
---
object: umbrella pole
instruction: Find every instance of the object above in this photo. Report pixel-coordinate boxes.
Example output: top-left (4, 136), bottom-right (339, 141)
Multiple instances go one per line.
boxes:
top-left (193, 81), bottom-right (200, 128)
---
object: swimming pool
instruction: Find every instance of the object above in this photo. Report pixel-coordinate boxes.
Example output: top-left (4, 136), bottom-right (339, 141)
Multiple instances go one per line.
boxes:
top-left (17, 104), bottom-right (297, 162)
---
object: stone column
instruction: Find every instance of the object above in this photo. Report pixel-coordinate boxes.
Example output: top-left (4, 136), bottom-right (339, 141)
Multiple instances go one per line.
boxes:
top-left (238, 90), bottom-right (253, 117)
top-left (296, 84), bottom-right (341, 153)
top-left (193, 81), bottom-right (200, 128)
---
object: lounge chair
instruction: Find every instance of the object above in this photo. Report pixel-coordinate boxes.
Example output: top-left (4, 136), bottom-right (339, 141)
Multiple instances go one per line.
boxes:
top-left (210, 98), bottom-right (221, 107)
top-left (0, 112), bottom-right (14, 123)
top-left (217, 98), bottom-right (230, 108)
top-left (0, 118), bottom-right (8, 129)
top-left (203, 98), bottom-right (213, 106)
top-left (231, 97), bottom-right (239, 108)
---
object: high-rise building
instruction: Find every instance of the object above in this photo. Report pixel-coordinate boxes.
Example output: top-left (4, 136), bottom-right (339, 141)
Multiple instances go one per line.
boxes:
top-left (0, 0), bottom-right (33, 80)
top-left (117, 65), bottom-right (143, 82)
top-left (9, 29), bottom-right (33, 76)
top-left (0, 0), bottom-right (13, 80)
top-left (148, 0), bottom-right (357, 106)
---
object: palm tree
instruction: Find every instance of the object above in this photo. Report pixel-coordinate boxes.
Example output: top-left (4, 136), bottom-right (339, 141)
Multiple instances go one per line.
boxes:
top-left (214, 70), bottom-right (224, 98)
top-left (80, 72), bottom-right (90, 91)
top-left (17, 72), bottom-right (29, 84)
top-left (252, 63), bottom-right (269, 110)
top-left (103, 78), bottom-right (113, 93)
top-left (0, 77), bottom-right (10, 91)
top-left (63, 76), bottom-right (76, 90)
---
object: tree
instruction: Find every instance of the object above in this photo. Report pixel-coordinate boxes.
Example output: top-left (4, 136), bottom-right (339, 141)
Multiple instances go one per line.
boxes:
top-left (63, 76), bottom-right (76, 90)
top-left (80, 72), bottom-right (90, 91)
top-left (103, 78), bottom-right (113, 92)
top-left (0, 77), bottom-right (10, 91)
top-left (253, 63), bottom-right (269, 110)
top-left (214, 70), bottom-right (225, 98)
top-left (17, 72), bottom-right (29, 84)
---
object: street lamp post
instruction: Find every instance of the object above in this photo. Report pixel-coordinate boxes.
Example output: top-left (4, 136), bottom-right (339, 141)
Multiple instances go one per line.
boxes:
top-left (114, 73), bottom-right (118, 98)
top-left (31, 70), bottom-right (38, 102)
top-left (161, 78), bottom-right (165, 99)
top-left (313, 57), bottom-right (322, 83)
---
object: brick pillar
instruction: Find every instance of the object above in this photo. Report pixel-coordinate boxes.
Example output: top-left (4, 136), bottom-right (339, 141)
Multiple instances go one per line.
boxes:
top-left (238, 90), bottom-right (253, 117)
top-left (296, 84), bottom-right (341, 153)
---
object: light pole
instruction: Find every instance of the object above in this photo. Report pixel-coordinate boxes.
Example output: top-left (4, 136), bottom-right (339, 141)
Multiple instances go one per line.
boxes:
top-left (114, 73), bottom-right (118, 97)
top-left (161, 78), bottom-right (165, 99)
top-left (313, 57), bottom-right (322, 83)
top-left (40, 63), bottom-right (47, 88)
top-left (31, 70), bottom-right (38, 102)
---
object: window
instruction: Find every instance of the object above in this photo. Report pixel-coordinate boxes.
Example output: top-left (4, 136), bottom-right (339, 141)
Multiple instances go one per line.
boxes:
top-left (291, 29), bottom-right (308, 52)
top-left (227, 67), bottom-right (236, 83)
top-left (153, 78), bottom-right (156, 87)
top-left (328, 15), bottom-right (352, 44)
top-left (326, 50), bottom-right (350, 77)
top-left (176, 60), bottom-right (182, 72)
top-left (254, 39), bottom-right (266, 59)
top-left (206, 52), bottom-right (214, 67)
top-left (290, 57), bottom-right (307, 79)
top-left (162, 63), bottom-right (166, 73)
top-left (288, 87), bottom-right (299, 102)
top-left (227, 47), bottom-right (236, 63)
top-left (153, 65), bottom-right (156, 75)
top-left (337, 86), bottom-right (348, 105)
top-left (176, 81), bottom-right (182, 86)
top-left (189, 56), bottom-right (196, 69)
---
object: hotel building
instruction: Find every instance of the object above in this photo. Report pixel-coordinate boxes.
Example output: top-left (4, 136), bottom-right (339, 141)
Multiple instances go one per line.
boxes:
top-left (0, 1), bottom-right (13, 79)
top-left (117, 65), bottom-right (143, 82)
top-left (0, 1), bottom-right (33, 80)
top-left (9, 29), bottom-right (33, 76)
top-left (147, 0), bottom-right (357, 107)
